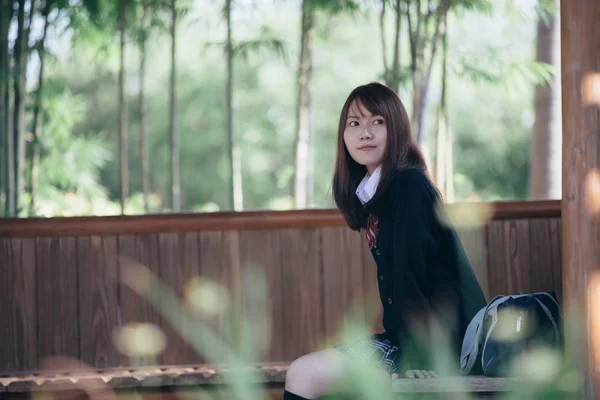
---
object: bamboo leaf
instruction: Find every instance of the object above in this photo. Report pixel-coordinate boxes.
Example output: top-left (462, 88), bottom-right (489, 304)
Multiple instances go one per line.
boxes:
top-left (232, 37), bottom-right (287, 64)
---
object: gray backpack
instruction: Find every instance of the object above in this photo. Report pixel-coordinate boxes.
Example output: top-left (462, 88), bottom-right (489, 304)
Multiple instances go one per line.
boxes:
top-left (460, 291), bottom-right (562, 376)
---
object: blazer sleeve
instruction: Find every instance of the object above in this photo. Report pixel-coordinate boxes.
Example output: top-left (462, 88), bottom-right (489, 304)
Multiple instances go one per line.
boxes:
top-left (389, 174), bottom-right (464, 353)
top-left (389, 174), bottom-right (441, 333)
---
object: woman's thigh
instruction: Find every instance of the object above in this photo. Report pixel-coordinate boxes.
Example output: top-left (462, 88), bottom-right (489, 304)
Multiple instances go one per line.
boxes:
top-left (284, 349), bottom-right (348, 398)
top-left (285, 348), bottom-right (392, 399)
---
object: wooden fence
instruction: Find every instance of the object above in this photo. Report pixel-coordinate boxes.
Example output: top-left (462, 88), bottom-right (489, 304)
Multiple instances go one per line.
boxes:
top-left (0, 201), bottom-right (561, 375)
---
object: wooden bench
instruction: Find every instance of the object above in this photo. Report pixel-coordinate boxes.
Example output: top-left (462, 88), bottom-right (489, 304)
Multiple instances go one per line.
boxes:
top-left (0, 363), bottom-right (530, 399)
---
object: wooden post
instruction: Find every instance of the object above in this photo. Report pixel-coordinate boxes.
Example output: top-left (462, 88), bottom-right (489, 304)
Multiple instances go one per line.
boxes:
top-left (561, 0), bottom-right (600, 398)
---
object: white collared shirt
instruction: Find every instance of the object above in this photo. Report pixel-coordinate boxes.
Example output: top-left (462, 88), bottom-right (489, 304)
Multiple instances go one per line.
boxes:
top-left (355, 165), bottom-right (381, 205)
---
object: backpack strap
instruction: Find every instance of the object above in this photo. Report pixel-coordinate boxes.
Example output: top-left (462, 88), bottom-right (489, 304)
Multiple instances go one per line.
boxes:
top-left (460, 295), bottom-right (509, 375)
top-left (533, 297), bottom-right (561, 347)
top-left (533, 291), bottom-right (563, 319)
top-left (460, 306), bottom-right (486, 374)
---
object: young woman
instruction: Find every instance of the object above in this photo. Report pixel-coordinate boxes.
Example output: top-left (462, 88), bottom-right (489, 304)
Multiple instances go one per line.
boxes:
top-left (283, 83), bottom-right (487, 400)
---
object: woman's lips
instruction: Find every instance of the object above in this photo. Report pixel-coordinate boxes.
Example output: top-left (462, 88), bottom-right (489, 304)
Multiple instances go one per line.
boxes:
top-left (358, 145), bottom-right (376, 152)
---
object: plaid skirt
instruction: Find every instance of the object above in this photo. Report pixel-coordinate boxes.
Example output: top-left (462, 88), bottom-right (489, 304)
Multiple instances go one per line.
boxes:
top-left (335, 333), bottom-right (399, 374)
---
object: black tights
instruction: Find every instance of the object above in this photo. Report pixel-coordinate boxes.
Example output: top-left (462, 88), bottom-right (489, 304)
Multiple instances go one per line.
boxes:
top-left (283, 390), bottom-right (310, 400)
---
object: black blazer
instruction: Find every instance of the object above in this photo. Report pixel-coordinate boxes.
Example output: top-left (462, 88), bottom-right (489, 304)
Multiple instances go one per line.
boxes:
top-left (370, 168), bottom-right (486, 370)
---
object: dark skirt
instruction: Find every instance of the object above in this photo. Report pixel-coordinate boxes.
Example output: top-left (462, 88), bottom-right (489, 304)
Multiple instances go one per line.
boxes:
top-left (335, 333), bottom-right (399, 374)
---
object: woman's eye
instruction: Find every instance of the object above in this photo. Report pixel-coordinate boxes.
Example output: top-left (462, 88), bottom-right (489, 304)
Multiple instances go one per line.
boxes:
top-left (374, 119), bottom-right (385, 125)
top-left (349, 121), bottom-right (359, 127)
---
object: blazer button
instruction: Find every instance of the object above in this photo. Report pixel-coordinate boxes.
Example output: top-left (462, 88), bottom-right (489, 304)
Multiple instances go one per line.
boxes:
top-left (379, 274), bottom-right (384, 280)
top-left (388, 298), bottom-right (392, 304)
top-left (375, 249), bottom-right (381, 256)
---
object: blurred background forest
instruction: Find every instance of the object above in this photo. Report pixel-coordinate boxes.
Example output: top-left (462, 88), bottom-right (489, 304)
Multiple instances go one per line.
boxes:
top-left (0, 0), bottom-right (561, 217)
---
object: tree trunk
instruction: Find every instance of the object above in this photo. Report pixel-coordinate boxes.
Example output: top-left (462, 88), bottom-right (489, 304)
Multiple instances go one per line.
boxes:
top-left (413, 74), bottom-right (432, 166)
top-left (139, 2), bottom-right (150, 213)
top-left (529, 1), bottom-right (561, 200)
top-left (169, 0), bottom-right (180, 212)
top-left (435, 15), bottom-right (448, 198)
top-left (440, 13), bottom-right (454, 203)
top-left (379, 0), bottom-right (388, 86)
top-left (390, 0), bottom-right (401, 91)
top-left (445, 123), bottom-right (454, 202)
top-left (439, 4), bottom-right (453, 203)
top-left (407, 0), bottom-right (421, 136)
top-left (118, 0), bottom-right (128, 214)
top-left (5, 79), bottom-right (14, 217)
top-left (225, 0), bottom-right (243, 211)
top-left (12, 0), bottom-right (28, 216)
top-left (380, 0), bottom-right (402, 92)
top-left (408, 0), bottom-right (447, 168)
top-left (293, 0), bottom-right (315, 209)
top-left (28, 4), bottom-right (50, 216)
top-left (0, 0), bottom-right (12, 216)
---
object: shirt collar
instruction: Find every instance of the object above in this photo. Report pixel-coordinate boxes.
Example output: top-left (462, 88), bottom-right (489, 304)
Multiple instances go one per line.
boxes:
top-left (355, 165), bottom-right (381, 205)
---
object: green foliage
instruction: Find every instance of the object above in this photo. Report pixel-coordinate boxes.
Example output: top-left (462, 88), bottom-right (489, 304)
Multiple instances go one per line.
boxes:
top-left (26, 85), bottom-right (117, 216)
top-left (454, 130), bottom-right (530, 201)
top-left (233, 36), bottom-right (287, 64)
top-left (536, 0), bottom-right (558, 25)
top-left (454, 56), bottom-right (554, 87)
top-left (205, 26), bottom-right (288, 65)
top-left (4, 0), bottom-right (557, 216)
top-left (450, 0), bottom-right (493, 14)
top-left (131, 0), bottom-right (171, 46)
top-left (314, 0), bottom-right (362, 15)
top-left (116, 261), bottom-right (581, 400)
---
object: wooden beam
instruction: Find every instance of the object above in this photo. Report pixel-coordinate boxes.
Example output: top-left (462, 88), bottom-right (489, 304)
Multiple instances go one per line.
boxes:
top-left (561, 0), bottom-right (600, 398)
top-left (0, 201), bottom-right (561, 238)
top-left (0, 364), bottom-right (524, 395)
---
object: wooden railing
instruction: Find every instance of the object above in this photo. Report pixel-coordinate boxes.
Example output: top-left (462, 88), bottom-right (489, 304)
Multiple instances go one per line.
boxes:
top-left (0, 201), bottom-right (561, 376)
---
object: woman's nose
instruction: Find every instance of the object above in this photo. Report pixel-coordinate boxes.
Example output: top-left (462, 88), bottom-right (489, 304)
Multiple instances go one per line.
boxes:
top-left (359, 128), bottom-right (373, 140)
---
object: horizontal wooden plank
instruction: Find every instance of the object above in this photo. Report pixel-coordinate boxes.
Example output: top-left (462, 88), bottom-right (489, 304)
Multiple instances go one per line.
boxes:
top-left (0, 209), bottom-right (345, 237)
top-left (391, 376), bottom-right (522, 393)
top-left (0, 365), bottom-right (549, 399)
top-left (0, 363), bottom-right (525, 393)
top-left (492, 200), bottom-right (560, 220)
top-left (0, 201), bottom-right (560, 237)
top-left (0, 364), bottom-right (289, 391)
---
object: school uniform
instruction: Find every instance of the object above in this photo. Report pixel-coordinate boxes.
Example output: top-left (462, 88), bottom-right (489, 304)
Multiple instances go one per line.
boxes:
top-left (336, 168), bottom-right (487, 375)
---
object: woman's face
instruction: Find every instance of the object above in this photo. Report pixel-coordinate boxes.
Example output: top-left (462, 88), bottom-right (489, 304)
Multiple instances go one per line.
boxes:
top-left (343, 99), bottom-right (387, 175)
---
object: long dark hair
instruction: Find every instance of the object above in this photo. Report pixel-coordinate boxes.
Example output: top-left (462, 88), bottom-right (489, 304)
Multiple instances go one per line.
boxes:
top-left (332, 82), bottom-right (428, 231)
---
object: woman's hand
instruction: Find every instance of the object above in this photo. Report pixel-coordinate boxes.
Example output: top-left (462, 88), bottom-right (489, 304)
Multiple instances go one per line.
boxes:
top-left (392, 370), bottom-right (439, 379)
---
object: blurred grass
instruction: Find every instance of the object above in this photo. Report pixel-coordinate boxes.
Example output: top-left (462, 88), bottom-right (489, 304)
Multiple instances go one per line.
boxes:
top-left (113, 257), bottom-right (582, 400)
